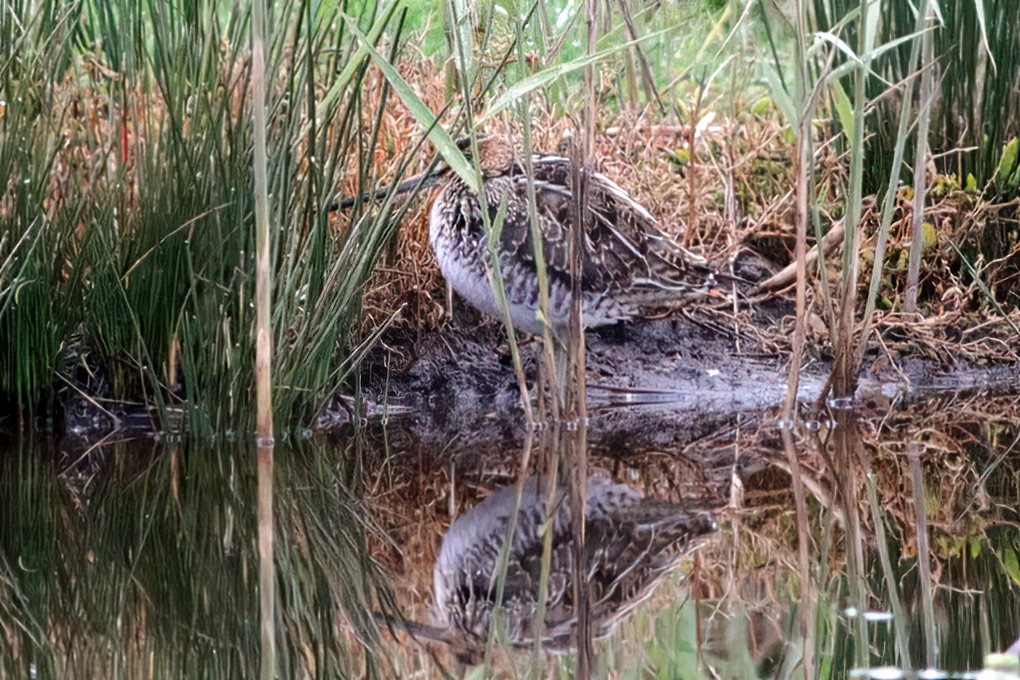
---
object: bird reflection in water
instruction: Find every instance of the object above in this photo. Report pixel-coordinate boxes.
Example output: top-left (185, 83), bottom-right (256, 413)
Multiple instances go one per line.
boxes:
top-left (404, 475), bottom-right (717, 663)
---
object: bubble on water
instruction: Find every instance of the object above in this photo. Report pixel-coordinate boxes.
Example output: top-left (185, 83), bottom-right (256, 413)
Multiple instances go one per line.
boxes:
top-left (774, 418), bottom-right (795, 430)
top-left (862, 610), bottom-right (894, 622)
top-left (827, 395), bottom-right (855, 410)
top-left (849, 668), bottom-right (904, 680)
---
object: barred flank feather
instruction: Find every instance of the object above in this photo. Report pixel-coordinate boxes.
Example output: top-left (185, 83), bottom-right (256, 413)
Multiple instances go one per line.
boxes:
top-left (428, 138), bottom-right (725, 339)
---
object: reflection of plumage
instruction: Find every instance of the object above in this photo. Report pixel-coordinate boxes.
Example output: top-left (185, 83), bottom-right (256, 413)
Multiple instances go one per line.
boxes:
top-left (428, 476), bottom-right (716, 658)
top-left (428, 139), bottom-right (723, 338)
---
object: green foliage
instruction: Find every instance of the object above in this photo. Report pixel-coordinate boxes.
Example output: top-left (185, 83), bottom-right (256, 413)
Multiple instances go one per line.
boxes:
top-left (810, 0), bottom-right (1020, 191)
top-left (0, 3), bottom-right (83, 415)
top-left (995, 138), bottom-right (1020, 190)
top-left (0, 0), bottom-right (422, 432)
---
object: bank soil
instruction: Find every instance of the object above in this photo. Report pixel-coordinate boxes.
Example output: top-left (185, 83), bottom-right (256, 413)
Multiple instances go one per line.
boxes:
top-left (339, 254), bottom-right (1020, 452)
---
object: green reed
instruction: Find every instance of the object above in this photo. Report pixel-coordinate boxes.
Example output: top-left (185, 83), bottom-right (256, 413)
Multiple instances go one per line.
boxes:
top-left (0, 0), bottom-right (422, 434)
top-left (759, 0), bottom-right (1019, 400)
top-left (0, 3), bottom-right (82, 420)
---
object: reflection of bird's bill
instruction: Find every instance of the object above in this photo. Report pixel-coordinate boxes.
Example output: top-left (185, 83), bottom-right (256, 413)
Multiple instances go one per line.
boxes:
top-left (332, 165), bottom-right (448, 210)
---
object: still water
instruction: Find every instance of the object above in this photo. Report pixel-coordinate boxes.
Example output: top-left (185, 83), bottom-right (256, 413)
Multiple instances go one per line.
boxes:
top-left (2, 393), bottom-right (1018, 678)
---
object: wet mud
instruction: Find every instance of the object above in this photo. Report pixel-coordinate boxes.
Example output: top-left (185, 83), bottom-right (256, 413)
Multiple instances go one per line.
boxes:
top-left (49, 253), bottom-right (1020, 447)
top-left (347, 286), bottom-right (1020, 453)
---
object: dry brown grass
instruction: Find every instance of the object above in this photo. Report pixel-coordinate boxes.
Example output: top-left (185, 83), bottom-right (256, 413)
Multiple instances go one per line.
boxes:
top-left (343, 57), bottom-right (1019, 375)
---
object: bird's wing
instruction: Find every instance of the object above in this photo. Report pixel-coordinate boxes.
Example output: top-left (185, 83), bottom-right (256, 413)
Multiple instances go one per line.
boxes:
top-left (491, 156), bottom-right (707, 294)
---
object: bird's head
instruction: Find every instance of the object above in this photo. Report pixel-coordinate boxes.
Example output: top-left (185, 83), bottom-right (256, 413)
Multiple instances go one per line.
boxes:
top-left (427, 134), bottom-right (518, 180)
top-left (459, 135), bottom-right (518, 176)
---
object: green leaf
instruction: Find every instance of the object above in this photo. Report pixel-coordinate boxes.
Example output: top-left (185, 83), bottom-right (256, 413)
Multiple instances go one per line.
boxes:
top-left (830, 79), bottom-right (854, 138)
top-left (920, 222), bottom-right (938, 251)
top-left (965, 173), bottom-right (978, 192)
top-left (1001, 546), bottom-right (1020, 586)
top-left (480, 26), bottom-right (677, 121)
top-left (761, 65), bottom-right (797, 129)
top-left (969, 0), bottom-right (997, 74)
top-left (995, 138), bottom-right (1019, 186)
top-left (447, 0), bottom-right (474, 76)
top-left (827, 26), bottom-right (936, 85)
top-left (316, 2), bottom-right (401, 116)
top-left (341, 12), bottom-right (480, 193)
top-left (863, 0), bottom-right (881, 54)
top-left (751, 96), bottom-right (771, 116)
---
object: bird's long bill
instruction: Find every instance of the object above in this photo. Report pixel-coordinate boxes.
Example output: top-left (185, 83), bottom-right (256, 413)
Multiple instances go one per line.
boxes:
top-left (332, 165), bottom-right (446, 211)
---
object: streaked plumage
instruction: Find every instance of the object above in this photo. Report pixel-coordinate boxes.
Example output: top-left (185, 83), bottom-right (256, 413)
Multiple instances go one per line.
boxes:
top-left (428, 139), bottom-right (722, 338)
top-left (426, 476), bottom-right (716, 658)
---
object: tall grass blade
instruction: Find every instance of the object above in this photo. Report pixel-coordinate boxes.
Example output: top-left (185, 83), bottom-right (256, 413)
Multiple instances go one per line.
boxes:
top-left (904, 0), bottom-right (936, 313)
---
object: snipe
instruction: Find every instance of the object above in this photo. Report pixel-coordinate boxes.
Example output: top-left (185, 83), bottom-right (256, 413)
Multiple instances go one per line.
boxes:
top-left (352, 136), bottom-right (727, 339)
top-left (420, 476), bottom-right (716, 659)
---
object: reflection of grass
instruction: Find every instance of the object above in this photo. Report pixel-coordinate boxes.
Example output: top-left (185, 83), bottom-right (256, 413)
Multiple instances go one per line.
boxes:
top-left (2, 393), bottom-right (1018, 677)
top-left (0, 437), bottom-right (396, 678)
top-left (354, 395), bottom-right (1020, 676)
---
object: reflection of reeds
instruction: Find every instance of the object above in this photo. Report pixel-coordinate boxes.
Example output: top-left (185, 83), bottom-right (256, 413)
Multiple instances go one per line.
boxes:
top-left (356, 394), bottom-right (1020, 675)
top-left (0, 437), bottom-right (401, 678)
top-left (5, 396), bottom-right (1013, 677)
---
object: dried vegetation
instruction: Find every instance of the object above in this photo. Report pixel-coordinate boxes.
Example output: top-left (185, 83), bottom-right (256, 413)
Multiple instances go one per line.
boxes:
top-left (352, 54), bottom-right (1020, 375)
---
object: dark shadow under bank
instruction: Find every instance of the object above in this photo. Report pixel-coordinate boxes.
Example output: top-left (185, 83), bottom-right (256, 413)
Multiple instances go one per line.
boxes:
top-left (336, 293), bottom-right (1020, 454)
top-left (36, 310), bottom-right (1019, 459)
top-left (44, 300), bottom-right (1020, 449)
top-left (33, 246), bottom-right (1020, 447)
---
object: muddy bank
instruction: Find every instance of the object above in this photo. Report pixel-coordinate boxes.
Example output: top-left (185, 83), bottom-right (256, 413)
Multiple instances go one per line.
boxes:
top-left (44, 248), bottom-right (1020, 448)
top-left (341, 291), bottom-right (1020, 452)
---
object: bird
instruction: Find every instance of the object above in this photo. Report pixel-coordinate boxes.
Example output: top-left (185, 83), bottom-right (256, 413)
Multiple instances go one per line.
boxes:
top-left (340, 135), bottom-right (728, 340)
top-left (413, 475), bottom-right (717, 661)
top-left (435, 137), bottom-right (728, 339)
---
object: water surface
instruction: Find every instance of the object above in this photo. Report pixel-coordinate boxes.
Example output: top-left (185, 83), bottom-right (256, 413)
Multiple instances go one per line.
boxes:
top-left (2, 393), bottom-right (1018, 678)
